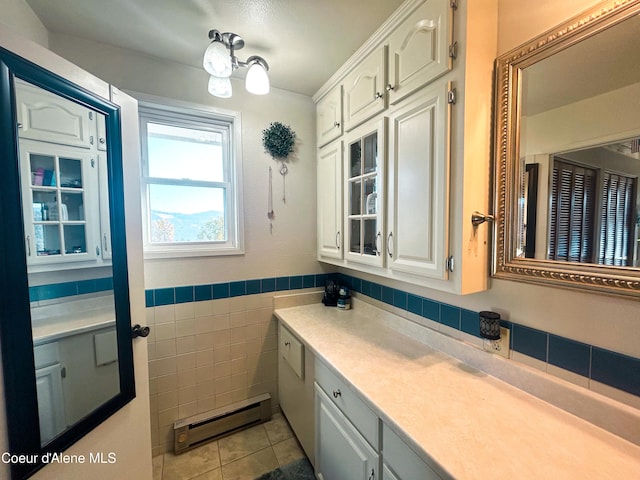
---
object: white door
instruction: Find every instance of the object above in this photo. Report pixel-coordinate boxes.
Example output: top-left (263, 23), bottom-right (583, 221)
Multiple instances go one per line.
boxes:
top-left (0, 25), bottom-right (153, 480)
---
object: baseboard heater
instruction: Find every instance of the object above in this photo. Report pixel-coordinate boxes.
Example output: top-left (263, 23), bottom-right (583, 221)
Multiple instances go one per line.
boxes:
top-left (173, 393), bottom-right (272, 454)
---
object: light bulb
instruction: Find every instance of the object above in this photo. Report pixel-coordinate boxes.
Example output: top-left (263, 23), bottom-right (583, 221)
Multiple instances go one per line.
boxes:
top-left (208, 75), bottom-right (232, 98)
top-left (245, 62), bottom-right (270, 95)
top-left (203, 40), bottom-right (232, 77)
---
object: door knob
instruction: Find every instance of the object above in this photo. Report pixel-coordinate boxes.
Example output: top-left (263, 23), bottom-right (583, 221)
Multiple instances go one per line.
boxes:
top-left (131, 324), bottom-right (151, 338)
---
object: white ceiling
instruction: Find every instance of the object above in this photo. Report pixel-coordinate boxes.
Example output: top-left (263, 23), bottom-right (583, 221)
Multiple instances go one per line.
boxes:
top-left (25, 0), bottom-right (406, 97)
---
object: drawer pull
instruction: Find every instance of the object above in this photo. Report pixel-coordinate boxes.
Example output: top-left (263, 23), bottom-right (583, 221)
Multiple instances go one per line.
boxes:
top-left (368, 468), bottom-right (375, 480)
top-left (332, 389), bottom-right (341, 398)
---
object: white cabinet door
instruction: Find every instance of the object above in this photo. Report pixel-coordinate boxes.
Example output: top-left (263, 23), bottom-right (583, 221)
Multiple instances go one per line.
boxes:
top-left (318, 140), bottom-right (343, 260)
top-left (315, 385), bottom-right (378, 480)
top-left (317, 85), bottom-right (343, 147)
top-left (387, 0), bottom-right (452, 105)
top-left (35, 363), bottom-right (67, 445)
top-left (344, 45), bottom-right (387, 132)
top-left (387, 79), bottom-right (449, 280)
top-left (344, 119), bottom-right (386, 268)
top-left (15, 79), bottom-right (96, 149)
top-left (19, 139), bottom-right (99, 267)
top-left (383, 423), bottom-right (441, 480)
top-left (98, 152), bottom-right (112, 260)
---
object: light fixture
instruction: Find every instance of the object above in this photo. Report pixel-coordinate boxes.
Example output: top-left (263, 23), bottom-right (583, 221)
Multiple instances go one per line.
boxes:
top-left (203, 29), bottom-right (270, 98)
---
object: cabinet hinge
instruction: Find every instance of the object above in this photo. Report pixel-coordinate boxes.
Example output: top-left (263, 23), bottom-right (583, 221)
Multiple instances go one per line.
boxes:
top-left (449, 41), bottom-right (458, 60)
top-left (447, 88), bottom-right (457, 105)
top-left (446, 255), bottom-right (455, 273)
top-left (451, 0), bottom-right (458, 10)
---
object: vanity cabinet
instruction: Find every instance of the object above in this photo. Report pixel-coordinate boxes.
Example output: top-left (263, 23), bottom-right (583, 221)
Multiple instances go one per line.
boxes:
top-left (382, 423), bottom-right (440, 480)
top-left (16, 79), bottom-right (112, 270)
top-left (315, 359), bottom-right (379, 480)
top-left (317, 140), bottom-right (343, 260)
top-left (34, 342), bottom-right (66, 445)
top-left (316, 85), bottom-right (343, 148)
top-left (314, 0), bottom-right (497, 294)
top-left (278, 323), bottom-right (316, 464)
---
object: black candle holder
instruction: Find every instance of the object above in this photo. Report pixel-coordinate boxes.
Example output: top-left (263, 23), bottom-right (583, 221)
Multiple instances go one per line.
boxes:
top-left (479, 311), bottom-right (501, 340)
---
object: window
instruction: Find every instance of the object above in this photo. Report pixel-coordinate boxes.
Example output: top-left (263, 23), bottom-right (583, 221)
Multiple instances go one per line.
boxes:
top-left (139, 101), bottom-right (243, 257)
top-left (548, 156), bottom-right (637, 266)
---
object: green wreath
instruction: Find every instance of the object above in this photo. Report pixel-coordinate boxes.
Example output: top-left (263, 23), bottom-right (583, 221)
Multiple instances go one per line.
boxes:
top-left (262, 121), bottom-right (296, 160)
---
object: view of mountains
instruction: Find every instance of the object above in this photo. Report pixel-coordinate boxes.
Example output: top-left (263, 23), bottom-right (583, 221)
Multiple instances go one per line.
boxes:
top-left (150, 210), bottom-right (224, 242)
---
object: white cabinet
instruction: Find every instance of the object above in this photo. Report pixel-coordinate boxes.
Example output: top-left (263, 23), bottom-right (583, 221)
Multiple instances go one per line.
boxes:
top-left (15, 80), bottom-right (96, 149)
top-left (16, 79), bottom-right (112, 270)
top-left (20, 139), bottom-right (99, 266)
top-left (317, 85), bottom-right (343, 147)
top-left (314, 0), bottom-right (497, 294)
top-left (343, 45), bottom-right (387, 132)
top-left (344, 118), bottom-right (386, 267)
top-left (387, 79), bottom-right (449, 280)
top-left (386, 0), bottom-right (452, 105)
top-left (315, 385), bottom-right (379, 480)
top-left (278, 323), bottom-right (316, 465)
top-left (34, 342), bottom-right (66, 445)
top-left (317, 140), bottom-right (343, 260)
top-left (382, 423), bottom-right (441, 480)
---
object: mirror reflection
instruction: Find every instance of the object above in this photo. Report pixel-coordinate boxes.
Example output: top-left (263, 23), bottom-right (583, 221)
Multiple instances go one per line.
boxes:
top-left (515, 12), bottom-right (640, 269)
top-left (16, 79), bottom-right (120, 446)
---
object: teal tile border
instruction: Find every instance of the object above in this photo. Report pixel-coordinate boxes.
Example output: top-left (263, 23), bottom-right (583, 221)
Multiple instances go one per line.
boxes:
top-left (33, 271), bottom-right (635, 398)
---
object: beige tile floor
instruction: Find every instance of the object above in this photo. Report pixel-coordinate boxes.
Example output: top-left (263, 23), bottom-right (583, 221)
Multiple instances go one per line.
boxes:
top-left (153, 412), bottom-right (308, 480)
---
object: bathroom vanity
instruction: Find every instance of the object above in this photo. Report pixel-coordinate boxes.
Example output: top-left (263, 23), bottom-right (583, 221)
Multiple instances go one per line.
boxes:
top-left (275, 299), bottom-right (640, 479)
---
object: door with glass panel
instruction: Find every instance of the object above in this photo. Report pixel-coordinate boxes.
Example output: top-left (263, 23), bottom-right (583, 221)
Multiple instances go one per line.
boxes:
top-left (344, 118), bottom-right (386, 267)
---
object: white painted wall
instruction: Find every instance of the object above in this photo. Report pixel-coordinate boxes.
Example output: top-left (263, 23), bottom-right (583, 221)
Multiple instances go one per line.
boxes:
top-left (48, 33), bottom-right (322, 290)
top-left (0, 0), bottom-right (48, 48)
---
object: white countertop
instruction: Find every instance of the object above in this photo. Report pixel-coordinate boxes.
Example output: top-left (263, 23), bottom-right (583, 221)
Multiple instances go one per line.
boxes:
top-left (31, 296), bottom-right (116, 345)
top-left (275, 300), bottom-right (640, 480)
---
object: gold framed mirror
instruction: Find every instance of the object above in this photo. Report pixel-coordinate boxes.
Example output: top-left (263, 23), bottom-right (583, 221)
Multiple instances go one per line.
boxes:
top-left (493, 0), bottom-right (640, 297)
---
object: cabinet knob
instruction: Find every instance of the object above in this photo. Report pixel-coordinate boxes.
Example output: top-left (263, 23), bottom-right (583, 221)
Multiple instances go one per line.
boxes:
top-left (333, 121), bottom-right (340, 128)
top-left (375, 92), bottom-right (383, 100)
top-left (284, 341), bottom-right (291, 347)
top-left (332, 389), bottom-right (341, 398)
top-left (368, 468), bottom-right (375, 480)
top-left (386, 84), bottom-right (395, 92)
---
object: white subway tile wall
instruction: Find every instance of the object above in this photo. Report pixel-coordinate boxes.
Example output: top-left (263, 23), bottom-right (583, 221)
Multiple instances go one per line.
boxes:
top-left (147, 292), bottom-right (280, 456)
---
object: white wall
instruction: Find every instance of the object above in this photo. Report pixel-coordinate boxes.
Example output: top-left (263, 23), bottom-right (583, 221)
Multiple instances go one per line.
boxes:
top-left (0, 0), bottom-right (48, 48)
top-left (48, 33), bottom-right (323, 289)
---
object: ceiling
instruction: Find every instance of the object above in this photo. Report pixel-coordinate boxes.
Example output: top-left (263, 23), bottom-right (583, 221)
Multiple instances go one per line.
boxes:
top-left (25, 0), bottom-right (406, 97)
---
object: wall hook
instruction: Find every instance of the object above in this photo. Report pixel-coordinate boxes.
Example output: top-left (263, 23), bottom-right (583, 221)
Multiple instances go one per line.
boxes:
top-left (471, 211), bottom-right (494, 227)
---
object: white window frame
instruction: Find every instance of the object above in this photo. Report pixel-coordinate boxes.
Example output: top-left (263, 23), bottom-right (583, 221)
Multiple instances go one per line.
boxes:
top-left (137, 94), bottom-right (244, 258)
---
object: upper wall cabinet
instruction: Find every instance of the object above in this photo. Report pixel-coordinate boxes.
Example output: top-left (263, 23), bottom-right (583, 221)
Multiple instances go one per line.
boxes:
top-left (386, 0), bottom-right (452, 105)
top-left (317, 85), bottom-right (343, 148)
top-left (15, 79), bottom-right (111, 271)
top-left (343, 46), bottom-right (387, 132)
top-left (16, 81), bottom-right (96, 149)
top-left (387, 79), bottom-right (449, 279)
top-left (314, 0), bottom-right (497, 295)
top-left (317, 140), bottom-right (343, 260)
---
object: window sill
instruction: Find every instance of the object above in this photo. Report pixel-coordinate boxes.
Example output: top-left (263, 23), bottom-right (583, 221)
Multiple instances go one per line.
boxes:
top-left (143, 245), bottom-right (244, 260)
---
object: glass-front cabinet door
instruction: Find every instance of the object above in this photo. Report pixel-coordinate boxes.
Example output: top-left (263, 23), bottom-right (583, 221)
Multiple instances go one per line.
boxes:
top-left (345, 118), bottom-right (386, 266)
top-left (20, 139), bottom-right (97, 265)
